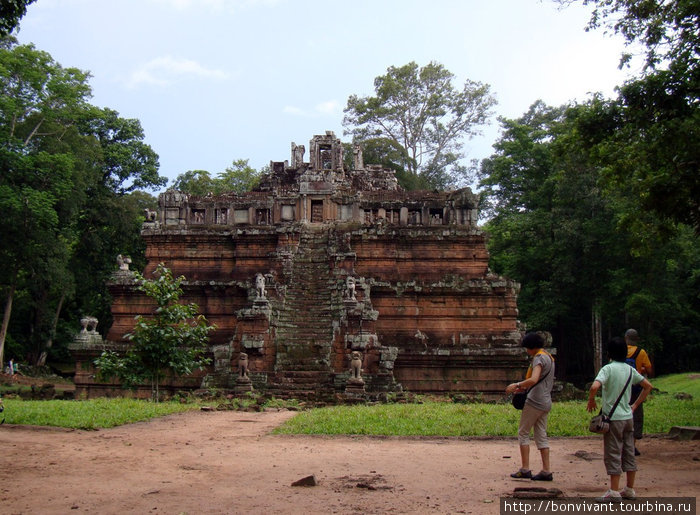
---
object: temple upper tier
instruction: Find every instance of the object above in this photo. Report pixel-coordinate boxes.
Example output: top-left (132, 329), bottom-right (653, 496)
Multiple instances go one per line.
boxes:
top-left (152, 131), bottom-right (479, 229)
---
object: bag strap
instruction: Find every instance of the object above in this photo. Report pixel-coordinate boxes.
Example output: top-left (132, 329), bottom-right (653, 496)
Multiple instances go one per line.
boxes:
top-left (528, 354), bottom-right (553, 391)
top-left (607, 368), bottom-right (633, 418)
top-left (629, 346), bottom-right (641, 365)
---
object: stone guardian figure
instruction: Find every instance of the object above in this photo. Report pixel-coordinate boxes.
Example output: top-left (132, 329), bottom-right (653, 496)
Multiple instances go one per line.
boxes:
top-left (238, 352), bottom-right (250, 380)
top-left (116, 254), bottom-right (132, 271)
top-left (255, 273), bottom-right (266, 300)
top-left (234, 351), bottom-right (253, 392)
top-left (348, 351), bottom-right (364, 385)
top-left (345, 276), bottom-right (356, 301)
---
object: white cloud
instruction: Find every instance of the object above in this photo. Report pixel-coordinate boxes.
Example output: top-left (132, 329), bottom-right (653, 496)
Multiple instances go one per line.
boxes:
top-left (283, 100), bottom-right (341, 118)
top-left (315, 100), bottom-right (341, 115)
top-left (283, 105), bottom-right (306, 116)
top-left (126, 56), bottom-right (231, 89)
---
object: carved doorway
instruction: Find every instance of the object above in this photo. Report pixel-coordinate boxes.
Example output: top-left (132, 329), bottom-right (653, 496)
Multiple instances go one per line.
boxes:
top-left (311, 200), bottom-right (323, 223)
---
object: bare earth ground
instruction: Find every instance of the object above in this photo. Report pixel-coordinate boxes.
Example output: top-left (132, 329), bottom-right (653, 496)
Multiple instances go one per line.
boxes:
top-left (1, 410), bottom-right (698, 515)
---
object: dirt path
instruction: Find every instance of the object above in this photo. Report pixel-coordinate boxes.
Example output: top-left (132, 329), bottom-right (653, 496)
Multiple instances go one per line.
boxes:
top-left (1, 410), bottom-right (698, 514)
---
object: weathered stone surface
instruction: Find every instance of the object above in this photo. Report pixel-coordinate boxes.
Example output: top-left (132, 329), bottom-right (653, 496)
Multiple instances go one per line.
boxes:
top-left (72, 132), bottom-right (530, 399)
top-left (512, 487), bottom-right (563, 499)
top-left (668, 426), bottom-right (700, 440)
top-left (573, 450), bottom-right (603, 461)
top-left (291, 475), bottom-right (318, 487)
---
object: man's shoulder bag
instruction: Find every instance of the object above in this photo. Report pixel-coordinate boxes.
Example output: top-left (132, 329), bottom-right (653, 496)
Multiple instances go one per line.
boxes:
top-left (589, 368), bottom-right (633, 434)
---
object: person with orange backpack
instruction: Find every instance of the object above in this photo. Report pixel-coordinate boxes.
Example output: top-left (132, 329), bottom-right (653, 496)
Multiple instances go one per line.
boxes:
top-left (624, 329), bottom-right (653, 456)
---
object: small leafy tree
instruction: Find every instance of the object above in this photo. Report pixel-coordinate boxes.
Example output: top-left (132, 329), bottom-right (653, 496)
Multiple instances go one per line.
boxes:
top-left (95, 264), bottom-right (214, 401)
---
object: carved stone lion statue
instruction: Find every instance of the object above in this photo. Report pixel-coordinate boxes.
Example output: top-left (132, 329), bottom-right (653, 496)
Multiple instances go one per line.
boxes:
top-left (238, 352), bottom-right (249, 379)
top-left (116, 254), bottom-right (132, 271)
top-left (345, 276), bottom-right (356, 300)
top-left (350, 351), bottom-right (362, 380)
top-left (255, 273), bottom-right (266, 300)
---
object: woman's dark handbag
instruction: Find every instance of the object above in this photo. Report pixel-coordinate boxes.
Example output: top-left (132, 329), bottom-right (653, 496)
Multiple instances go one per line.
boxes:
top-left (511, 356), bottom-right (552, 410)
top-left (512, 391), bottom-right (527, 409)
top-left (588, 369), bottom-right (633, 434)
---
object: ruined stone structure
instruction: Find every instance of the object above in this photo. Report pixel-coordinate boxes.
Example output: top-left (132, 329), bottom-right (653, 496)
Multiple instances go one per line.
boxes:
top-left (71, 131), bottom-right (526, 400)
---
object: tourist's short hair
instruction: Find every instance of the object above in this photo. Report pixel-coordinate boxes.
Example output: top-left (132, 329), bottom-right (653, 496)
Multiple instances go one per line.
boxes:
top-left (624, 328), bottom-right (639, 342)
top-left (521, 332), bottom-right (544, 350)
top-left (608, 336), bottom-right (628, 362)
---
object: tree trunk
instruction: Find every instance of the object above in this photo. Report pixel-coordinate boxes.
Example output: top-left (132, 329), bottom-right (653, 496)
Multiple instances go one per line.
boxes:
top-left (592, 304), bottom-right (602, 375)
top-left (0, 276), bottom-right (18, 369)
top-left (152, 375), bottom-right (160, 403)
top-left (37, 291), bottom-right (66, 367)
top-left (0, 267), bottom-right (19, 370)
top-left (23, 116), bottom-right (45, 147)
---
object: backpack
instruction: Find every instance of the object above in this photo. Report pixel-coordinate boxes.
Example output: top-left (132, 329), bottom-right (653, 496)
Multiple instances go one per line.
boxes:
top-left (625, 347), bottom-right (641, 369)
top-left (626, 346), bottom-right (642, 395)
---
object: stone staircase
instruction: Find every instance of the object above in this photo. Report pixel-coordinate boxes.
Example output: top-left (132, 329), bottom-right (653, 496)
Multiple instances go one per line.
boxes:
top-left (267, 226), bottom-right (340, 399)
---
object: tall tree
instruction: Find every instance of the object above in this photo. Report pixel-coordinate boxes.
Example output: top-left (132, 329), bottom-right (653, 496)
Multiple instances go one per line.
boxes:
top-left (480, 99), bottom-right (700, 379)
top-left (68, 106), bottom-right (162, 343)
top-left (0, 0), bottom-right (36, 36)
top-left (0, 38), bottom-right (164, 368)
top-left (0, 149), bottom-right (78, 367)
top-left (343, 61), bottom-right (496, 190)
top-left (557, 0), bottom-right (700, 231)
top-left (479, 101), bottom-right (623, 379)
top-left (557, 0), bottom-right (699, 71)
top-left (0, 38), bottom-right (92, 367)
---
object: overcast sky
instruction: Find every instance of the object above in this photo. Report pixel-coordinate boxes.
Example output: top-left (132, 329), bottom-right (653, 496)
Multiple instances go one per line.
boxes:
top-left (17, 0), bottom-right (635, 190)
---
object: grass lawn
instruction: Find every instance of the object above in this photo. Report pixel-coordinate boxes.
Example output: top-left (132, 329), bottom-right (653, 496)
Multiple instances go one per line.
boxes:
top-left (1, 372), bottom-right (697, 434)
top-left (273, 372), bottom-right (700, 437)
top-left (1, 397), bottom-right (199, 430)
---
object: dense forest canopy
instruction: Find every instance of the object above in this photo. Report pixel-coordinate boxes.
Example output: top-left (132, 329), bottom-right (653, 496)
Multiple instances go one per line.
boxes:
top-left (0, 37), bottom-right (165, 369)
top-left (478, 0), bottom-right (700, 379)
